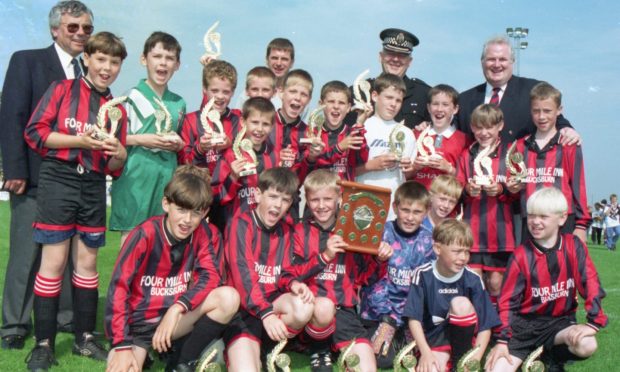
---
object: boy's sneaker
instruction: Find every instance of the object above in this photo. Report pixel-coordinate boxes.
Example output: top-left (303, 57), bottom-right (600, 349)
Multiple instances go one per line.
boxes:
top-left (72, 333), bottom-right (108, 361)
top-left (310, 351), bottom-right (333, 372)
top-left (25, 341), bottom-right (58, 372)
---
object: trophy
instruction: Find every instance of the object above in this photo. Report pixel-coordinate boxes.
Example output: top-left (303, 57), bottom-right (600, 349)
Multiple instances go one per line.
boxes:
top-left (416, 127), bottom-right (443, 161)
top-left (92, 96), bottom-right (128, 141)
top-left (506, 140), bottom-right (528, 182)
top-left (195, 346), bottom-right (221, 372)
top-left (200, 97), bottom-right (226, 144)
top-left (521, 346), bottom-right (545, 372)
top-left (473, 140), bottom-right (499, 186)
top-left (153, 98), bottom-right (180, 141)
top-left (266, 340), bottom-right (291, 372)
top-left (300, 105), bottom-right (325, 145)
top-left (200, 21), bottom-right (222, 65)
top-left (393, 341), bottom-right (417, 372)
top-left (388, 121), bottom-right (408, 160)
top-left (456, 346), bottom-right (481, 372)
top-left (335, 180), bottom-right (391, 255)
top-left (232, 125), bottom-right (257, 176)
top-left (336, 340), bottom-right (361, 372)
top-left (352, 69), bottom-right (372, 112)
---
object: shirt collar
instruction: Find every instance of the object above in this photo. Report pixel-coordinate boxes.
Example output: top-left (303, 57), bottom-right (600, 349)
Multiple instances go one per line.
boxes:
top-left (429, 125), bottom-right (456, 138)
top-left (524, 131), bottom-right (561, 153)
top-left (54, 42), bottom-right (76, 72)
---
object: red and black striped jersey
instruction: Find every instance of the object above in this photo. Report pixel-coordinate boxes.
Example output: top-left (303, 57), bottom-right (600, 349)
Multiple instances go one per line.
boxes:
top-left (298, 123), bottom-right (369, 182)
top-left (179, 106), bottom-right (241, 175)
top-left (225, 210), bottom-right (301, 319)
top-left (24, 78), bottom-right (127, 177)
top-left (515, 133), bottom-right (591, 228)
top-left (104, 215), bottom-right (224, 349)
top-left (287, 220), bottom-right (385, 307)
top-left (495, 234), bottom-right (607, 343)
top-left (211, 143), bottom-right (279, 221)
top-left (411, 127), bottom-right (469, 189)
top-left (270, 110), bottom-right (306, 167)
top-left (456, 142), bottom-right (518, 253)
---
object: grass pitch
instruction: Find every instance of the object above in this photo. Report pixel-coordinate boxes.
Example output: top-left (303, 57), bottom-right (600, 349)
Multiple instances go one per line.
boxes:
top-left (0, 201), bottom-right (617, 370)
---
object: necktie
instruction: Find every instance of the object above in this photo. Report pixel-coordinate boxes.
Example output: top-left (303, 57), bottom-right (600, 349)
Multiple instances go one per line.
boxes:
top-left (71, 58), bottom-right (82, 79)
top-left (489, 87), bottom-right (501, 106)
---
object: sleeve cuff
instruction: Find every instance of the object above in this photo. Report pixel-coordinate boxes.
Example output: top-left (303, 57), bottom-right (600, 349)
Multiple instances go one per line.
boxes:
top-left (259, 306), bottom-right (275, 320)
top-left (586, 322), bottom-right (601, 332)
top-left (175, 298), bottom-right (190, 313)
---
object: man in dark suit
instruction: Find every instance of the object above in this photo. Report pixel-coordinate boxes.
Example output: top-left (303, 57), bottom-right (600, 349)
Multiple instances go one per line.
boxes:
top-left (0, 0), bottom-right (93, 350)
top-left (346, 28), bottom-right (431, 129)
top-left (456, 35), bottom-right (580, 144)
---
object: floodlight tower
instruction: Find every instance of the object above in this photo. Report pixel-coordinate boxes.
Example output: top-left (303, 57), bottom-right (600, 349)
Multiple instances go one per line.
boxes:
top-left (506, 27), bottom-right (529, 76)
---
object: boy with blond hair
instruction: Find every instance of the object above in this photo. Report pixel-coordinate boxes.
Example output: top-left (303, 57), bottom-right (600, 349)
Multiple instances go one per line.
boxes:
top-left (282, 169), bottom-right (392, 372)
top-left (486, 187), bottom-right (607, 371)
top-left (405, 219), bottom-right (500, 371)
top-left (422, 174), bottom-right (463, 230)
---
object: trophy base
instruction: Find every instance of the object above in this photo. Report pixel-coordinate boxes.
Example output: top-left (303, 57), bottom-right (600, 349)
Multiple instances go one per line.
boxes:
top-left (210, 137), bottom-right (226, 145)
top-left (474, 176), bottom-right (491, 186)
top-left (429, 154), bottom-right (443, 160)
top-left (299, 138), bottom-right (314, 144)
top-left (159, 133), bottom-right (181, 141)
top-left (239, 168), bottom-right (257, 177)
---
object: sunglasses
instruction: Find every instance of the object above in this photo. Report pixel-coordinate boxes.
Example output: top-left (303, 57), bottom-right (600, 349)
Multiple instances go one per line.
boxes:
top-left (62, 23), bottom-right (94, 35)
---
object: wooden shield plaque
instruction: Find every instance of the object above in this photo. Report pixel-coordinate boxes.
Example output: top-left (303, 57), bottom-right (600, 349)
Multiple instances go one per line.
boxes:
top-left (335, 180), bottom-right (392, 255)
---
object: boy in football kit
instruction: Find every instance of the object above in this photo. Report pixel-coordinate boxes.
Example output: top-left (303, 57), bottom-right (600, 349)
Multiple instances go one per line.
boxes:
top-left (110, 31), bottom-right (186, 247)
top-left (411, 84), bottom-right (469, 189)
top-left (211, 97), bottom-right (279, 222)
top-left (223, 167), bottom-right (316, 372)
top-left (23, 32), bottom-right (128, 370)
top-left (359, 181), bottom-right (434, 368)
top-left (281, 169), bottom-right (393, 372)
top-left (105, 166), bottom-right (239, 372)
top-left (422, 174), bottom-right (463, 231)
top-left (299, 80), bottom-right (370, 182)
top-left (486, 187), bottom-right (607, 372)
top-left (404, 219), bottom-right (500, 372)
top-left (179, 60), bottom-right (241, 175)
top-left (456, 104), bottom-right (519, 307)
top-left (355, 73), bottom-right (416, 220)
top-left (509, 82), bottom-right (591, 243)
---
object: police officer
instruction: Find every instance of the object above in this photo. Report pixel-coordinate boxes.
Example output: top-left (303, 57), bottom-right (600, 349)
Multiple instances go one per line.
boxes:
top-left (347, 28), bottom-right (431, 129)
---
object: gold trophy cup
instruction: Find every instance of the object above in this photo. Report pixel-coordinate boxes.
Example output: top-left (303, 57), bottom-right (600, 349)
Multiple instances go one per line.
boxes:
top-left (92, 96), bottom-right (128, 141)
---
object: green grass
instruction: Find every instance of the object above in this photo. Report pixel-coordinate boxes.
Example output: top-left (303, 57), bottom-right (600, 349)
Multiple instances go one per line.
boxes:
top-left (0, 200), bottom-right (618, 370)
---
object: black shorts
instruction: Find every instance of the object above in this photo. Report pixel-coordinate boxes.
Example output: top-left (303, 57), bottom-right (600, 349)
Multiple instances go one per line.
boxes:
top-left (333, 307), bottom-right (370, 351)
top-left (129, 320), bottom-right (160, 350)
top-left (34, 159), bottom-right (106, 248)
top-left (468, 252), bottom-right (512, 272)
top-left (507, 314), bottom-right (575, 361)
top-left (222, 310), bottom-right (263, 347)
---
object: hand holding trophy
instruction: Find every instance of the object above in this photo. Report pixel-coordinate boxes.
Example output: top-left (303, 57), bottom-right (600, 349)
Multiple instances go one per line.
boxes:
top-left (232, 125), bottom-right (257, 177)
top-left (200, 97), bottom-right (226, 145)
top-left (266, 340), bottom-right (291, 372)
top-left (415, 127), bottom-right (443, 162)
top-left (353, 69), bottom-right (373, 114)
top-left (300, 105), bottom-right (325, 145)
top-left (473, 140), bottom-right (499, 186)
top-left (200, 21), bottom-right (221, 65)
top-left (92, 96), bottom-right (128, 141)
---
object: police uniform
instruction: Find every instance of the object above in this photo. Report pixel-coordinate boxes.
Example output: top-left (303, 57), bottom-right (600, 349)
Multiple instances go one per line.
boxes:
top-left (345, 28), bottom-right (430, 129)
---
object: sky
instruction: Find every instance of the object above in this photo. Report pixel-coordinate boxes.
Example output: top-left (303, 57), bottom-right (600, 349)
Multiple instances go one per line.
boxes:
top-left (1, 0), bottom-right (619, 202)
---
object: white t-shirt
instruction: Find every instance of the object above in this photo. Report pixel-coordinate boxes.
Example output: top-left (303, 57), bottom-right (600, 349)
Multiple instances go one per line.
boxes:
top-left (605, 203), bottom-right (620, 228)
top-left (356, 115), bottom-right (417, 220)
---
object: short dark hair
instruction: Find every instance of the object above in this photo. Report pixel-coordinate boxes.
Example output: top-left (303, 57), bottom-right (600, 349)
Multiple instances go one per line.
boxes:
top-left (245, 66), bottom-right (276, 90)
top-left (320, 80), bottom-right (351, 101)
top-left (428, 84), bottom-right (459, 106)
top-left (433, 219), bottom-right (474, 248)
top-left (530, 81), bottom-right (562, 107)
top-left (470, 104), bottom-right (503, 129)
top-left (373, 73), bottom-right (406, 95)
top-left (266, 38), bottom-right (295, 60)
top-left (143, 31), bottom-right (181, 61)
top-left (394, 181), bottom-right (430, 208)
top-left (164, 165), bottom-right (213, 210)
top-left (84, 31), bottom-right (127, 60)
top-left (242, 97), bottom-right (275, 121)
top-left (258, 167), bottom-right (299, 197)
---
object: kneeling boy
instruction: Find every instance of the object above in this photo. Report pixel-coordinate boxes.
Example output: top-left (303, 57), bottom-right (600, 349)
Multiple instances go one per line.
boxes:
top-left (404, 219), bottom-right (500, 371)
top-left (486, 187), bottom-right (607, 372)
top-left (105, 165), bottom-right (239, 371)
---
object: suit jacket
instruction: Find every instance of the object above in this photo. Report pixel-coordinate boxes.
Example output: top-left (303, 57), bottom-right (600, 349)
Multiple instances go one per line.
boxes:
top-left (0, 44), bottom-right (67, 194)
top-left (456, 75), bottom-right (571, 143)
